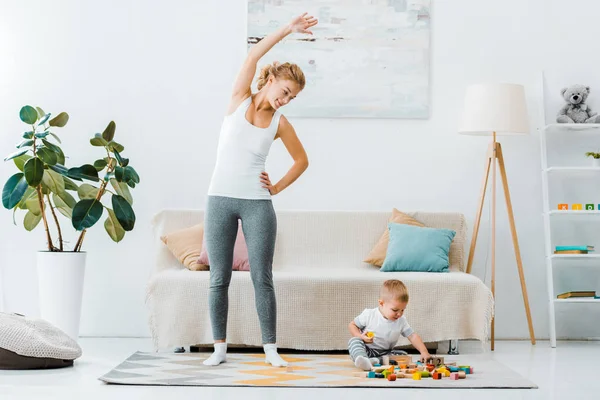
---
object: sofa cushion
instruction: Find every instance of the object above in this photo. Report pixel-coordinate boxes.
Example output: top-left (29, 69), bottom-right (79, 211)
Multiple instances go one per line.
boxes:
top-left (160, 223), bottom-right (206, 271)
top-left (363, 209), bottom-right (424, 267)
top-left (381, 223), bottom-right (456, 273)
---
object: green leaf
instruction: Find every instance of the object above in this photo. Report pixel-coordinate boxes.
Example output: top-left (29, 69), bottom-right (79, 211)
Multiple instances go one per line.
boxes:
top-left (72, 199), bottom-right (103, 230)
top-left (93, 159), bottom-right (107, 171)
top-left (48, 112), bottom-right (69, 127)
top-left (90, 133), bottom-right (108, 147)
top-left (48, 132), bottom-right (62, 144)
top-left (4, 149), bottom-right (28, 162)
top-left (108, 141), bottom-right (124, 153)
top-left (23, 211), bottom-right (42, 231)
top-left (102, 121), bottom-right (116, 142)
top-left (104, 208), bottom-right (125, 242)
top-left (114, 166), bottom-right (125, 182)
top-left (56, 147), bottom-right (65, 165)
top-left (17, 187), bottom-right (36, 210)
top-left (25, 195), bottom-right (42, 216)
top-left (2, 173), bottom-right (28, 209)
top-left (63, 176), bottom-right (79, 191)
top-left (55, 190), bottom-right (76, 209)
top-left (13, 154), bottom-right (32, 171)
top-left (41, 139), bottom-right (61, 154)
top-left (112, 194), bottom-right (135, 231)
top-left (35, 131), bottom-right (49, 139)
top-left (121, 157), bottom-right (129, 167)
top-left (53, 192), bottom-right (74, 219)
top-left (17, 139), bottom-right (34, 148)
top-left (22, 131), bottom-right (34, 139)
top-left (20, 106), bottom-right (38, 124)
top-left (35, 107), bottom-right (46, 118)
top-left (113, 149), bottom-right (123, 166)
top-left (48, 163), bottom-right (69, 175)
top-left (37, 148), bottom-right (57, 165)
top-left (68, 164), bottom-right (99, 182)
top-left (37, 113), bottom-right (51, 126)
top-left (77, 183), bottom-right (99, 200)
top-left (42, 169), bottom-right (65, 193)
top-left (126, 181), bottom-right (136, 189)
top-left (23, 157), bottom-right (44, 186)
top-left (110, 178), bottom-right (133, 205)
top-left (124, 166), bottom-right (140, 184)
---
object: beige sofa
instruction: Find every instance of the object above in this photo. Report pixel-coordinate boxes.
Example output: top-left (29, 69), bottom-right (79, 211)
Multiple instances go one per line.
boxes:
top-left (146, 210), bottom-right (494, 353)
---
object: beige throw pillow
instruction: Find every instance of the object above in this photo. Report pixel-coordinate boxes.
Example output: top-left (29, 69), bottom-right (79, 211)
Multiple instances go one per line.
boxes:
top-left (160, 223), bottom-right (208, 271)
top-left (364, 208), bottom-right (425, 266)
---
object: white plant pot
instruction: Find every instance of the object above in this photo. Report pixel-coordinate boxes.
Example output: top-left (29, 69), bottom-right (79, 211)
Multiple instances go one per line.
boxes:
top-left (593, 158), bottom-right (600, 167)
top-left (37, 251), bottom-right (86, 341)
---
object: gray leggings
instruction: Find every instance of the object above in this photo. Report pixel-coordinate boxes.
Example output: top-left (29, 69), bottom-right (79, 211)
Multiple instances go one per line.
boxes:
top-left (204, 195), bottom-right (277, 344)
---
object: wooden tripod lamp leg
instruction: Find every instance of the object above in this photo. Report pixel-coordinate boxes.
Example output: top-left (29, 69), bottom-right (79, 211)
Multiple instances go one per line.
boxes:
top-left (466, 143), bottom-right (494, 274)
top-left (496, 143), bottom-right (536, 345)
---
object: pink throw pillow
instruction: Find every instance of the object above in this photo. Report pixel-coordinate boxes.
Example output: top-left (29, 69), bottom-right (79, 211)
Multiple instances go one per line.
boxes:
top-left (197, 222), bottom-right (250, 271)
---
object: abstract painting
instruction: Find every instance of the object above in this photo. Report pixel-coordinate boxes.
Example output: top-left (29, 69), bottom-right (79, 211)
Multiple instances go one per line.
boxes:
top-left (247, 0), bottom-right (431, 119)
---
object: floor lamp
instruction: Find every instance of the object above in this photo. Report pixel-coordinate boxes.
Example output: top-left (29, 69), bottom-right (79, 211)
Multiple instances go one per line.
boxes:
top-left (458, 83), bottom-right (536, 351)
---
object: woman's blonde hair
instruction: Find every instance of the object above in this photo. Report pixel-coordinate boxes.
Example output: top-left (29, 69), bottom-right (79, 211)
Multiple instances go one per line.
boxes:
top-left (256, 61), bottom-right (306, 91)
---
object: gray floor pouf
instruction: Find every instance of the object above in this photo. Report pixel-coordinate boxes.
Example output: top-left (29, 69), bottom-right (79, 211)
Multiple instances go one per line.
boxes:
top-left (0, 312), bottom-right (82, 370)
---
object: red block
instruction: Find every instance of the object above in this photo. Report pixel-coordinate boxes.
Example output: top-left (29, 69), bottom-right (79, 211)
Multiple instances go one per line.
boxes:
top-left (450, 372), bottom-right (459, 380)
top-left (432, 372), bottom-right (441, 380)
top-left (387, 374), bottom-right (397, 381)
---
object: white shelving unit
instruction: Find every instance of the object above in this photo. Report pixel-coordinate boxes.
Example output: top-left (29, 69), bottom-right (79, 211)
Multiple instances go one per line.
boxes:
top-left (540, 123), bottom-right (600, 348)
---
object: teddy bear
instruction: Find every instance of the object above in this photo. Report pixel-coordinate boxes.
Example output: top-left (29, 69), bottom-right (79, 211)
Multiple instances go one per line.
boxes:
top-left (557, 84), bottom-right (600, 123)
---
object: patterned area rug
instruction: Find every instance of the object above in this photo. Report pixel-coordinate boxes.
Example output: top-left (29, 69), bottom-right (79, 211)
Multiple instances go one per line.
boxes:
top-left (99, 352), bottom-right (537, 388)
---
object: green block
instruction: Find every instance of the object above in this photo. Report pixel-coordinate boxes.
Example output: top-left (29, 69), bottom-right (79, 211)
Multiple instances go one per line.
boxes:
top-left (586, 204), bottom-right (595, 210)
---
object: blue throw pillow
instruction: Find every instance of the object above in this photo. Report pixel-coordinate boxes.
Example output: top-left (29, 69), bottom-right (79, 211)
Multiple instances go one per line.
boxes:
top-left (380, 222), bottom-right (456, 273)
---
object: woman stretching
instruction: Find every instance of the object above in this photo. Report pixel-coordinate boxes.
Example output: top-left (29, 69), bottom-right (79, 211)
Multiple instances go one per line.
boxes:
top-left (202, 12), bottom-right (317, 367)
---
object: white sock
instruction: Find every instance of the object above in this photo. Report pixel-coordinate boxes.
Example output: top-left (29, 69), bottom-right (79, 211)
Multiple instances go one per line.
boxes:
top-left (264, 344), bottom-right (288, 367)
top-left (203, 343), bottom-right (227, 366)
top-left (369, 357), bottom-right (380, 365)
top-left (355, 356), bottom-right (373, 371)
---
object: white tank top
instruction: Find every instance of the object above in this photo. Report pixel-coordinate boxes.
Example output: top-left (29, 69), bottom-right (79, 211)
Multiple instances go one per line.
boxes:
top-left (208, 96), bottom-right (281, 200)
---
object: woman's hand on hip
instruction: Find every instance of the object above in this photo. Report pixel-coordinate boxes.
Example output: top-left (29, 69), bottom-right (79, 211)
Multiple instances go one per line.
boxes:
top-left (260, 171), bottom-right (279, 195)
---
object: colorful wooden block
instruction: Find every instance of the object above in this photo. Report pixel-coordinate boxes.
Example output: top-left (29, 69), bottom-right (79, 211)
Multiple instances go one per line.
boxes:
top-left (399, 364), bottom-right (407, 369)
top-left (387, 374), bottom-right (397, 381)
top-left (558, 203), bottom-right (568, 210)
top-left (367, 371), bottom-right (376, 378)
top-left (389, 359), bottom-right (398, 366)
top-left (448, 366), bottom-right (459, 372)
top-left (469, 367), bottom-right (473, 374)
top-left (420, 371), bottom-right (430, 378)
top-left (458, 371), bottom-right (466, 379)
top-left (382, 370), bottom-right (391, 378)
top-left (366, 331), bottom-right (375, 338)
top-left (407, 368), bottom-right (416, 374)
top-left (375, 373), bottom-right (384, 378)
top-left (444, 370), bottom-right (451, 377)
top-left (426, 364), bottom-right (435, 372)
top-left (572, 204), bottom-right (583, 210)
top-left (432, 372), bottom-right (441, 380)
top-left (586, 204), bottom-right (595, 210)
top-left (417, 365), bottom-right (424, 371)
top-left (449, 372), bottom-right (459, 380)
top-left (408, 364), bottom-right (417, 369)
top-left (412, 372), bottom-right (421, 380)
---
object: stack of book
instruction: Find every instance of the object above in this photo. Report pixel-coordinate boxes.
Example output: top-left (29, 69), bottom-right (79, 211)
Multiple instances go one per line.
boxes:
top-left (554, 245), bottom-right (595, 254)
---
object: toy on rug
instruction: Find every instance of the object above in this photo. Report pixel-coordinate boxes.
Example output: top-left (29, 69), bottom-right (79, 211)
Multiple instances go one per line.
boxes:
top-left (557, 84), bottom-right (600, 123)
top-left (365, 355), bottom-right (472, 382)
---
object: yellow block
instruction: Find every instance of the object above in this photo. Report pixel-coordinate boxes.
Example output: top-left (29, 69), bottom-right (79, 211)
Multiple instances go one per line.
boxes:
top-left (412, 372), bottom-right (421, 380)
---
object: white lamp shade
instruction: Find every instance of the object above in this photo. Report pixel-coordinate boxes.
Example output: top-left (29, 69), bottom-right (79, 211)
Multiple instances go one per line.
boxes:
top-left (458, 83), bottom-right (529, 136)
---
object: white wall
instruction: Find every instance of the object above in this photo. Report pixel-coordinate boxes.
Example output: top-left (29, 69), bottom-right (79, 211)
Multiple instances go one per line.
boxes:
top-left (1, 0), bottom-right (599, 340)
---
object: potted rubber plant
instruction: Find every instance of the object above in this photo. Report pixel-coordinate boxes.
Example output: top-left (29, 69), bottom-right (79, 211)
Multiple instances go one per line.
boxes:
top-left (2, 105), bottom-right (139, 340)
top-left (585, 151), bottom-right (600, 167)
